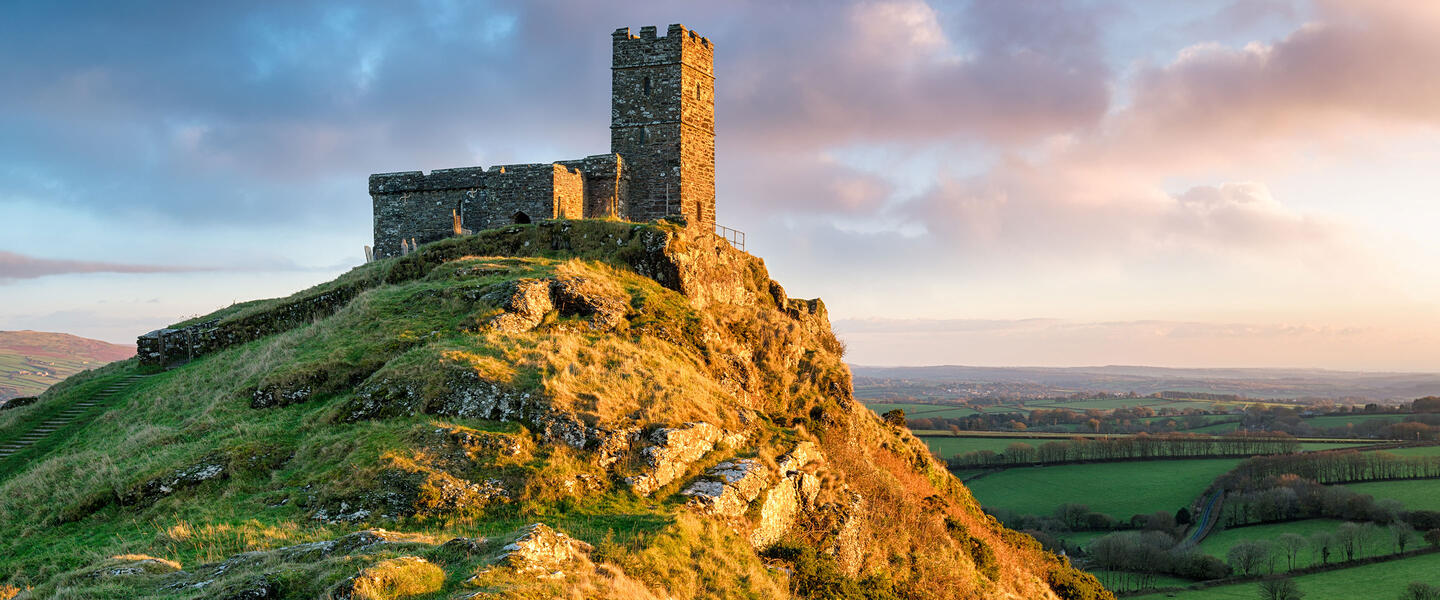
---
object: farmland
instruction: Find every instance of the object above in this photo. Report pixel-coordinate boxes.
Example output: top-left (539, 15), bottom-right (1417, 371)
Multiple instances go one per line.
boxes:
top-left (1132, 550), bottom-right (1440, 599)
top-left (1345, 479), bottom-right (1440, 512)
top-left (857, 382), bottom-right (1440, 597)
top-left (966, 458), bottom-right (1239, 520)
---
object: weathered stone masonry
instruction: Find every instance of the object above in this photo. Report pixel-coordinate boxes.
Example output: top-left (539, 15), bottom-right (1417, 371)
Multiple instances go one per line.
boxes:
top-left (371, 24), bottom-right (716, 259)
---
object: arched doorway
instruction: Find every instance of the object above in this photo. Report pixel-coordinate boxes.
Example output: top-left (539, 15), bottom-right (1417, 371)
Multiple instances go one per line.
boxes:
top-left (512, 211), bottom-right (531, 224)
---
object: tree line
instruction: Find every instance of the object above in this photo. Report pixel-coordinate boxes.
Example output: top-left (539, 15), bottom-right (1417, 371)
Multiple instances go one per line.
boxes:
top-left (1218, 449), bottom-right (1440, 488)
top-left (946, 432), bottom-right (1301, 468)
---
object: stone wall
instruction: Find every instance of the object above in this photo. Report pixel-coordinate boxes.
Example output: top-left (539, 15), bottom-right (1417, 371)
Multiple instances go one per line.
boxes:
top-left (557, 153), bottom-right (628, 219)
top-left (141, 221), bottom-right (775, 368)
top-left (371, 163), bottom-right (604, 259)
top-left (138, 281), bottom-right (370, 368)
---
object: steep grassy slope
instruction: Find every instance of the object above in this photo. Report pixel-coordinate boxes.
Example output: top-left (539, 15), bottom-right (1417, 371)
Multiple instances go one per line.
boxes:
top-left (0, 221), bottom-right (1108, 600)
top-left (0, 331), bottom-right (134, 402)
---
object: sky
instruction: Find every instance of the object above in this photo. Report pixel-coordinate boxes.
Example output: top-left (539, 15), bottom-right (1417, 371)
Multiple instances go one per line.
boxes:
top-left (3, 0), bottom-right (1440, 371)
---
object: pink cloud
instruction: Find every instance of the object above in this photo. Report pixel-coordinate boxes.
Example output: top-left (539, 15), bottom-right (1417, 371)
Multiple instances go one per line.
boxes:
top-left (0, 251), bottom-right (204, 281)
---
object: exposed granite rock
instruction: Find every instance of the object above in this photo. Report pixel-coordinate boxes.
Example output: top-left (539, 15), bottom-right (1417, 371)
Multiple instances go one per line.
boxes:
top-left (90, 556), bottom-right (181, 579)
top-left (682, 458), bottom-right (772, 517)
top-left (626, 422), bottom-right (723, 496)
top-left (121, 458), bottom-right (227, 506)
top-left (488, 279), bottom-right (554, 333)
top-left (498, 523), bottom-right (594, 576)
top-left (346, 368), bottom-right (588, 449)
top-left (589, 425), bottom-right (641, 470)
top-left (314, 470), bottom-right (507, 523)
top-left (749, 443), bottom-right (825, 549)
top-left (549, 274), bottom-right (628, 330)
top-left (831, 491), bottom-right (868, 576)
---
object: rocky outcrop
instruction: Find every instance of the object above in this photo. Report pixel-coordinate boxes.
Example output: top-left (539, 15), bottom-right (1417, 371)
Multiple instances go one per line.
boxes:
top-left (626, 422), bottom-right (726, 496)
top-left (345, 368), bottom-right (588, 448)
top-left (120, 457), bottom-right (227, 507)
top-left (90, 556), bottom-right (182, 579)
top-left (498, 523), bottom-right (594, 576)
top-left (488, 279), bottom-right (554, 333)
top-left (682, 458), bottom-right (772, 518)
top-left (487, 274), bottom-right (628, 333)
top-left (749, 443), bottom-right (824, 549)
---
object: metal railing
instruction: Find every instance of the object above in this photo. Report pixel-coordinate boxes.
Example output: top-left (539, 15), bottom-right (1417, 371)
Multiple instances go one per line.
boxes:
top-left (716, 224), bottom-right (745, 252)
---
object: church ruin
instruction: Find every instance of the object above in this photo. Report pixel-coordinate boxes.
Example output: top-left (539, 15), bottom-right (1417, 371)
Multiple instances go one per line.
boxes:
top-left (370, 24), bottom-right (716, 259)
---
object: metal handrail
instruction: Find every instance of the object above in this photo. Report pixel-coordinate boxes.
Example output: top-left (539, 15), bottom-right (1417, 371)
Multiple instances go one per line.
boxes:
top-left (716, 224), bottom-right (745, 252)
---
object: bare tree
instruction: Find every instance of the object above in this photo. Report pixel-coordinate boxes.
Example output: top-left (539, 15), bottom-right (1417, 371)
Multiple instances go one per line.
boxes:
top-left (1259, 578), bottom-right (1305, 600)
top-left (1276, 533), bottom-right (1308, 571)
top-left (1392, 522), bottom-right (1417, 554)
top-left (1310, 531), bottom-right (1335, 565)
top-left (1228, 540), bottom-right (1271, 576)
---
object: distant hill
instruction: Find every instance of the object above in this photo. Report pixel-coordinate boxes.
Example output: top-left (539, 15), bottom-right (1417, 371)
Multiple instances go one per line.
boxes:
top-left (850, 364), bottom-right (1440, 402)
top-left (0, 330), bottom-right (133, 402)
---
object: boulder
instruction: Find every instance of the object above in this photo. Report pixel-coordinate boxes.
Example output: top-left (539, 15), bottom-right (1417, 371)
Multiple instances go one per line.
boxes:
top-left (682, 459), bottom-right (772, 518)
top-left (626, 422), bottom-right (722, 496)
top-left (498, 523), bottom-right (594, 576)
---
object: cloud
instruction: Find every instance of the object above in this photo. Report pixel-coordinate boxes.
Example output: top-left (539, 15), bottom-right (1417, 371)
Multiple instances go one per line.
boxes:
top-left (0, 251), bottom-right (204, 281)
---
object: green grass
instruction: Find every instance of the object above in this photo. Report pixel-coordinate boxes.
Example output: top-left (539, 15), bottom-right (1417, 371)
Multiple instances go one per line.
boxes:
top-left (1198, 520), bottom-right (1371, 563)
top-left (1368, 445), bottom-right (1440, 457)
top-left (1056, 530), bottom-right (1107, 548)
top-left (1345, 479), bottom-right (1440, 512)
top-left (966, 458), bottom-right (1240, 519)
top-left (1131, 550), bottom-right (1440, 599)
top-left (1299, 441), bottom-right (1378, 451)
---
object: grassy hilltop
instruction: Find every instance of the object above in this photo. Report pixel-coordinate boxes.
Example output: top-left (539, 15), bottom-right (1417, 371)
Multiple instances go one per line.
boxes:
top-left (0, 220), bottom-right (1107, 600)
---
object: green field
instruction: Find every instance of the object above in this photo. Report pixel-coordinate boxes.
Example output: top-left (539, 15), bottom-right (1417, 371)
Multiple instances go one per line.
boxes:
top-left (1303, 414), bottom-right (1405, 429)
top-left (1299, 441), bottom-right (1378, 451)
top-left (0, 353), bottom-right (91, 399)
top-left (1132, 550), bottom-right (1440, 599)
top-left (1346, 479), bottom-right (1440, 512)
top-left (917, 435), bottom-right (1035, 457)
top-left (1369, 445), bottom-right (1440, 457)
top-left (1057, 530), bottom-right (1108, 548)
top-left (1197, 519), bottom-right (1381, 563)
top-left (966, 458), bottom-right (1239, 519)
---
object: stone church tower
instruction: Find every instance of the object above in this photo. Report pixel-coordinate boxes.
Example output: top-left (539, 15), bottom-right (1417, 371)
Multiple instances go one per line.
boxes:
top-left (369, 24), bottom-right (718, 259)
top-left (611, 24), bottom-right (716, 230)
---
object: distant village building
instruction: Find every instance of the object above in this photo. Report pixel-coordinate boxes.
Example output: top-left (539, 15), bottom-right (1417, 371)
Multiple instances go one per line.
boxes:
top-left (369, 24), bottom-right (717, 259)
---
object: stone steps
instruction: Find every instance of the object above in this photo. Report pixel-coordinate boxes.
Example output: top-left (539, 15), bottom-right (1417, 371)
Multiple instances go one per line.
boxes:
top-left (0, 374), bottom-right (149, 467)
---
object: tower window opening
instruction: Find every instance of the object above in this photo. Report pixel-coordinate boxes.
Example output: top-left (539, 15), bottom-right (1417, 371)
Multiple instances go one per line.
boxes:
top-left (643, 76), bottom-right (651, 96)
top-left (696, 82), bottom-right (702, 100)
top-left (639, 127), bottom-right (646, 144)
top-left (512, 211), bottom-right (531, 224)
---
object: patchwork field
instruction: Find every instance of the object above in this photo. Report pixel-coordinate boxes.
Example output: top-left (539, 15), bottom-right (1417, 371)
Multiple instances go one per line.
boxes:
top-left (1197, 519), bottom-right (1378, 563)
top-left (965, 458), bottom-right (1240, 519)
top-left (1132, 550), bottom-right (1440, 600)
top-left (1345, 479), bottom-right (1440, 512)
